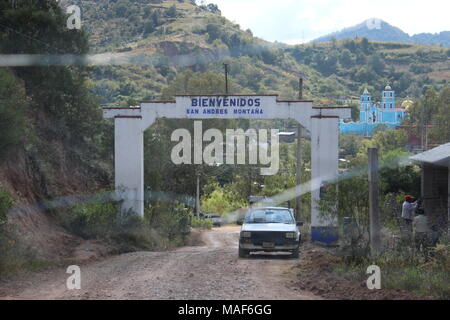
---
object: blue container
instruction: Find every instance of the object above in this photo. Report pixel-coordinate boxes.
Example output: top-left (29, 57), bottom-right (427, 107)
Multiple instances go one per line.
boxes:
top-left (311, 226), bottom-right (339, 245)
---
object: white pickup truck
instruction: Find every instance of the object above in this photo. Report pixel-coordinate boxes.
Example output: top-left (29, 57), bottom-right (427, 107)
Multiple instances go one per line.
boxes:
top-left (238, 207), bottom-right (302, 258)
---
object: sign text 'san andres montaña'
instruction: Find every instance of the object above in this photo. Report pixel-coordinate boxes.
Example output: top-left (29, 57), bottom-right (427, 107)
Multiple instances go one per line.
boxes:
top-left (187, 97), bottom-right (264, 115)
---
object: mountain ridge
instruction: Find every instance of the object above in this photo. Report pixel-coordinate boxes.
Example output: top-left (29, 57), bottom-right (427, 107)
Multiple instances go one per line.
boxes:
top-left (312, 19), bottom-right (450, 47)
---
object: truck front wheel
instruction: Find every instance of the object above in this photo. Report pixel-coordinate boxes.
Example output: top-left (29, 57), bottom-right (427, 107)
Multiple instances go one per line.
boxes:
top-left (238, 246), bottom-right (249, 258)
top-left (291, 247), bottom-right (300, 258)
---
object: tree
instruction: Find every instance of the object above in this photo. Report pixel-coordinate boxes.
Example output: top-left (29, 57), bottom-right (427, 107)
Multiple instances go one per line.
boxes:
top-left (314, 51), bottom-right (338, 75)
top-left (339, 48), bottom-right (354, 68)
top-left (408, 88), bottom-right (439, 131)
top-left (394, 72), bottom-right (413, 93)
top-left (380, 150), bottom-right (420, 196)
top-left (360, 37), bottom-right (371, 54)
top-left (0, 69), bottom-right (26, 159)
top-left (205, 23), bottom-right (221, 43)
top-left (429, 86), bottom-right (450, 144)
top-left (369, 54), bottom-right (385, 75)
top-left (114, 0), bottom-right (130, 18)
top-left (371, 129), bottom-right (408, 155)
top-left (144, 20), bottom-right (155, 36)
top-left (343, 39), bottom-right (358, 53)
top-left (206, 3), bottom-right (221, 14)
top-left (166, 5), bottom-right (177, 18)
top-left (0, 0), bottom-right (102, 147)
top-left (150, 10), bottom-right (161, 27)
top-left (260, 48), bottom-right (277, 65)
top-left (354, 66), bottom-right (375, 83)
top-left (318, 174), bottom-right (370, 260)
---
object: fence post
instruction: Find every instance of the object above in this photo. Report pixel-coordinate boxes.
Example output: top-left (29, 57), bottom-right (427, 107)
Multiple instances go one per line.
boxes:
top-left (368, 147), bottom-right (381, 256)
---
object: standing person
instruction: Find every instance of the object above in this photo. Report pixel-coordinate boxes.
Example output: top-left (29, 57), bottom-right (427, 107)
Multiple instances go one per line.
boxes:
top-left (413, 209), bottom-right (430, 257)
top-left (401, 195), bottom-right (417, 234)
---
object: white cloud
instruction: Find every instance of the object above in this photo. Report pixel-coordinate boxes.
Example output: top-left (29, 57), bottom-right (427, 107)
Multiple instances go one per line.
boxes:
top-left (207, 0), bottom-right (450, 42)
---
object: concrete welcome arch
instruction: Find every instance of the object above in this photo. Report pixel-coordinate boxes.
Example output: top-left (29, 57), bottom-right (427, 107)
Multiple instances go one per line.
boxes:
top-left (103, 95), bottom-right (350, 243)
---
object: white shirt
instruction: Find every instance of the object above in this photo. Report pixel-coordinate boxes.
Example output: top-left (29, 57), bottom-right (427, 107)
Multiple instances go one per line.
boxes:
top-left (401, 201), bottom-right (417, 220)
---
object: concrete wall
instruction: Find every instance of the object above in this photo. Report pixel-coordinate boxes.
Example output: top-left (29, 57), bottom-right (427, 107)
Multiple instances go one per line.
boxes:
top-left (422, 163), bottom-right (449, 227)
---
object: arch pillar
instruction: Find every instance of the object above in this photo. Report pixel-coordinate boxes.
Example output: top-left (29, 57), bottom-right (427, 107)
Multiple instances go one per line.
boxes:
top-left (310, 115), bottom-right (340, 244)
top-left (114, 116), bottom-right (145, 217)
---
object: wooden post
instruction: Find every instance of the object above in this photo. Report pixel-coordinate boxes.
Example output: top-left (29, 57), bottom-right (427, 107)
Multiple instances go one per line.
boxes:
top-left (368, 147), bottom-right (381, 255)
top-left (296, 125), bottom-right (302, 220)
top-left (448, 160), bottom-right (450, 235)
top-left (295, 78), bottom-right (303, 220)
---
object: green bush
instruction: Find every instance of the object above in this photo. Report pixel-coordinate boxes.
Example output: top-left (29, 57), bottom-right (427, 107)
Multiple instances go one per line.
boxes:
top-left (60, 198), bottom-right (193, 251)
top-left (144, 202), bottom-right (191, 247)
top-left (60, 200), bottom-right (165, 252)
top-left (191, 216), bottom-right (213, 229)
top-left (0, 187), bottom-right (13, 227)
top-left (61, 201), bottom-right (119, 239)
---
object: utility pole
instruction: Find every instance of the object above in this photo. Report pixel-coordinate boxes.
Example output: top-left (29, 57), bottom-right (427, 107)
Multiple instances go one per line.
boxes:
top-left (196, 171), bottom-right (200, 217)
top-left (368, 147), bottom-right (381, 256)
top-left (223, 63), bottom-right (229, 95)
top-left (298, 77), bottom-right (303, 101)
top-left (421, 101), bottom-right (426, 151)
top-left (295, 77), bottom-right (303, 220)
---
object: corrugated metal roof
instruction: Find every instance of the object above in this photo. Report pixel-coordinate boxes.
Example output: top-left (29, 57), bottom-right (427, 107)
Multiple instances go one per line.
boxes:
top-left (409, 142), bottom-right (450, 166)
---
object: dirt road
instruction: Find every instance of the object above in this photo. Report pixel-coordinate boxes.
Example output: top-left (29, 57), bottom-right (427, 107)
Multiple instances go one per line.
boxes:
top-left (0, 226), bottom-right (320, 300)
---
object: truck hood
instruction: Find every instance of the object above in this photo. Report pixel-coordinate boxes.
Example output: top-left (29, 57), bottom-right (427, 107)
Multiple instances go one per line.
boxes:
top-left (241, 223), bottom-right (297, 232)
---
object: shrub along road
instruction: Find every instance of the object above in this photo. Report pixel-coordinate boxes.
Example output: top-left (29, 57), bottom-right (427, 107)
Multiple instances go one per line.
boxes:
top-left (0, 226), bottom-right (319, 300)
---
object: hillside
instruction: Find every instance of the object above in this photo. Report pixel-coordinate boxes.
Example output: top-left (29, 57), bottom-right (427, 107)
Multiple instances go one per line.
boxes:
top-left (0, 2), bottom-right (112, 268)
top-left (58, 0), bottom-right (450, 110)
top-left (313, 19), bottom-right (450, 48)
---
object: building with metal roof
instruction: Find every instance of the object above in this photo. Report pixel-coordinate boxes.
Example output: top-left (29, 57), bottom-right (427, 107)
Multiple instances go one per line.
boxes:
top-left (410, 143), bottom-right (450, 231)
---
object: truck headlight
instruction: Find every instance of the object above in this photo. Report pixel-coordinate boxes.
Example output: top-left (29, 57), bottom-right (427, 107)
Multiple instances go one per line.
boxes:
top-left (241, 231), bottom-right (251, 238)
top-left (285, 232), bottom-right (296, 239)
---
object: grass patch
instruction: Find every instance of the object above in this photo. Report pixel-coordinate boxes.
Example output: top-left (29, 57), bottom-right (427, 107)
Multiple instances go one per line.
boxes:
top-left (0, 225), bottom-right (51, 277)
top-left (334, 242), bottom-right (450, 299)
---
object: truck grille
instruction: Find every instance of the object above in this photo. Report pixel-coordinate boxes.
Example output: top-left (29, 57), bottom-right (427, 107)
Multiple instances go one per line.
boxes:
top-left (250, 231), bottom-right (287, 245)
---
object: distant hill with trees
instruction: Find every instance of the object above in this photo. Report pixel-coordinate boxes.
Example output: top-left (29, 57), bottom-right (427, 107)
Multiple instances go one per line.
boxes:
top-left (312, 19), bottom-right (450, 48)
top-left (59, 1), bottom-right (450, 108)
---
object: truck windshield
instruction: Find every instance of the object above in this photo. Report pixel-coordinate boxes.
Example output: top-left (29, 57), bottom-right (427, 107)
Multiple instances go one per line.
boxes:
top-left (244, 209), bottom-right (294, 224)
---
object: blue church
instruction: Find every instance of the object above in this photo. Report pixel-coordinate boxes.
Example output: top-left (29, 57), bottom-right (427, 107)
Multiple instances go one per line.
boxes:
top-left (340, 85), bottom-right (408, 136)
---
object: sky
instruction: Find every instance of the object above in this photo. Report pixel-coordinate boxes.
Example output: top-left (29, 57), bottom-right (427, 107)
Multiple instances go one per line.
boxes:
top-left (198, 0), bottom-right (450, 44)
